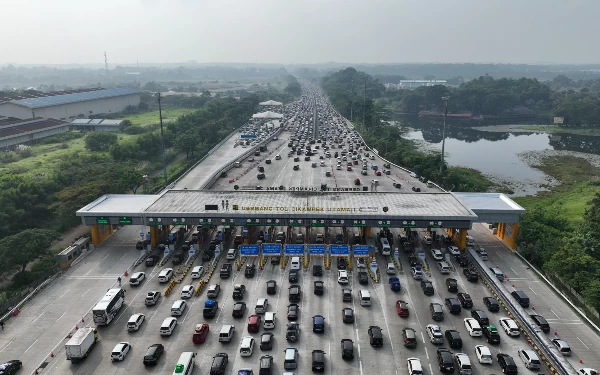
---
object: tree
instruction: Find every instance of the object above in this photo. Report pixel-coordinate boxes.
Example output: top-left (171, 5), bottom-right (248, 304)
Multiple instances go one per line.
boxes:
top-left (84, 132), bottom-right (118, 152)
top-left (0, 229), bottom-right (60, 272)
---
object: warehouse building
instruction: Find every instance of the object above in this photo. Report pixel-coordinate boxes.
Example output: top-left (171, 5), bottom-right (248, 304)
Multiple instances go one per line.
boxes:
top-left (0, 88), bottom-right (141, 120)
top-left (71, 118), bottom-right (125, 132)
top-left (0, 116), bottom-right (70, 149)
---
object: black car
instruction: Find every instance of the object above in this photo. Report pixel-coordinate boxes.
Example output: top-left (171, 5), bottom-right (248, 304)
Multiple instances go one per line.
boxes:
top-left (337, 257), bottom-right (347, 270)
top-left (313, 265), bottom-right (323, 276)
top-left (421, 280), bottom-right (434, 295)
top-left (408, 256), bottom-right (420, 267)
top-left (437, 348), bottom-right (454, 373)
top-left (445, 298), bottom-right (461, 314)
top-left (530, 314), bottom-right (550, 333)
top-left (145, 255), bottom-right (157, 267)
top-left (368, 326), bottom-right (383, 347)
top-left (142, 344), bottom-right (164, 366)
top-left (259, 355), bottom-right (273, 375)
top-left (286, 322), bottom-right (300, 342)
top-left (342, 308), bottom-right (354, 323)
top-left (209, 353), bottom-right (228, 375)
top-left (497, 354), bottom-right (518, 375)
top-left (245, 263), bottom-right (256, 278)
top-left (135, 240), bottom-right (147, 250)
top-left (402, 327), bottom-right (418, 348)
top-left (270, 256), bottom-right (280, 265)
top-left (289, 285), bottom-right (301, 302)
top-left (312, 350), bottom-right (326, 372)
top-left (266, 280), bottom-right (277, 295)
top-left (289, 269), bottom-right (299, 282)
top-left (445, 330), bottom-right (462, 349)
top-left (313, 315), bottom-right (325, 333)
top-left (463, 268), bottom-right (478, 282)
top-left (341, 339), bottom-right (354, 359)
top-left (260, 332), bottom-right (274, 350)
top-left (358, 271), bottom-right (369, 285)
top-left (314, 281), bottom-right (324, 295)
top-left (454, 254), bottom-right (469, 267)
top-left (483, 296), bottom-right (500, 312)
top-left (232, 302), bottom-right (246, 318)
top-left (471, 310), bottom-right (490, 326)
top-left (287, 304), bottom-right (299, 320)
top-left (457, 292), bottom-right (473, 308)
top-left (233, 284), bottom-right (246, 300)
top-left (483, 324), bottom-right (501, 344)
top-left (445, 278), bottom-right (458, 293)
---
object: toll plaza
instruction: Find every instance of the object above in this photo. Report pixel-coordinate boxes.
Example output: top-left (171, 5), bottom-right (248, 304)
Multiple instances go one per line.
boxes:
top-left (77, 190), bottom-right (525, 266)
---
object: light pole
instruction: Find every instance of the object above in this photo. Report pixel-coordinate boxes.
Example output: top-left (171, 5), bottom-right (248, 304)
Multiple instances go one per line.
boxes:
top-left (157, 92), bottom-right (168, 188)
top-left (440, 96), bottom-right (450, 173)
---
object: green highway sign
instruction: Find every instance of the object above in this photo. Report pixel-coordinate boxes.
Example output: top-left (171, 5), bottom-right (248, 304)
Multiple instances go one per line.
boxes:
top-left (118, 216), bottom-right (132, 225)
top-left (96, 216), bottom-right (109, 225)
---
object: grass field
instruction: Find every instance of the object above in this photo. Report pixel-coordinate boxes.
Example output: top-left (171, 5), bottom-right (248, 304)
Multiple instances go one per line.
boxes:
top-left (124, 108), bottom-right (196, 127)
top-left (514, 155), bottom-right (600, 223)
top-left (518, 125), bottom-right (600, 136)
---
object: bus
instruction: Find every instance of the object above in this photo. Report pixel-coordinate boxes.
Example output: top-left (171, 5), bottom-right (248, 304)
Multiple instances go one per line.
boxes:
top-left (172, 352), bottom-right (195, 375)
top-left (92, 288), bottom-right (125, 325)
top-left (379, 238), bottom-right (391, 256)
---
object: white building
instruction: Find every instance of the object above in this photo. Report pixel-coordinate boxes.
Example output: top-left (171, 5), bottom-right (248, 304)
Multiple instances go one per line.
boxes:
top-left (0, 116), bottom-right (70, 149)
top-left (0, 88), bottom-right (141, 120)
top-left (398, 80), bottom-right (448, 88)
top-left (71, 119), bottom-right (125, 132)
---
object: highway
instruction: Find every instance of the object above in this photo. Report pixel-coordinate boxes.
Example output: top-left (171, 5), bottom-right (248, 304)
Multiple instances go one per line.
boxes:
top-left (1, 80), bottom-right (598, 375)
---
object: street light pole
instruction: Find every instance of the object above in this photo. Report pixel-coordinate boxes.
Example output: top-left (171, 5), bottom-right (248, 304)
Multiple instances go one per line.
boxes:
top-left (440, 96), bottom-right (450, 174)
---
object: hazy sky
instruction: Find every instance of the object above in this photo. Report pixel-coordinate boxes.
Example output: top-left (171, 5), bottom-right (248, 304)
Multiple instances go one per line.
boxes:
top-left (2, 0), bottom-right (599, 65)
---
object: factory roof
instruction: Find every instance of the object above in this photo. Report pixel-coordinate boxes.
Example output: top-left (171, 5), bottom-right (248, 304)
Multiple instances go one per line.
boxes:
top-left (7, 88), bottom-right (140, 109)
top-left (0, 88), bottom-right (103, 105)
top-left (0, 118), bottom-right (68, 139)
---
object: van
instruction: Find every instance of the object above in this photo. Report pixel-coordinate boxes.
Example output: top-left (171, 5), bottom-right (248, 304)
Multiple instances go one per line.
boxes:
top-left (490, 267), bottom-right (504, 281)
top-left (290, 257), bottom-right (301, 270)
top-left (160, 317), bottom-right (177, 336)
top-left (511, 290), bottom-right (530, 308)
top-left (218, 325), bottom-right (235, 342)
top-left (129, 272), bottom-right (145, 286)
top-left (437, 262), bottom-right (450, 274)
top-left (264, 312), bottom-right (275, 329)
top-left (172, 352), bottom-right (195, 375)
top-left (240, 336), bottom-right (255, 357)
top-left (455, 353), bottom-right (472, 374)
top-left (255, 298), bottom-right (269, 314)
top-left (359, 290), bottom-right (371, 306)
top-left (519, 349), bottom-right (541, 370)
top-left (158, 268), bottom-right (174, 283)
top-left (191, 266), bottom-right (205, 279)
top-left (226, 248), bottom-right (237, 260)
top-left (171, 300), bottom-right (187, 316)
top-left (284, 347), bottom-right (299, 369)
top-left (430, 303), bottom-right (444, 321)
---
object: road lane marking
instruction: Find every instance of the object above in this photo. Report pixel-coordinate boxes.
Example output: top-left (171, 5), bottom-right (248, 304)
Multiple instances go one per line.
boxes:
top-left (102, 254), bottom-right (109, 261)
top-left (32, 312), bottom-right (44, 323)
top-left (81, 288), bottom-right (91, 297)
top-left (359, 360), bottom-right (363, 375)
top-left (425, 346), bottom-right (429, 359)
top-left (577, 336), bottom-right (590, 350)
top-left (56, 311), bottom-right (67, 322)
top-left (119, 254), bottom-right (127, 261)
top-left (356, 328), bottom-right (359, 342)
top-left (357, 343), bottom-right (361, 357)
top-left (59, 288), bottom-right (71, 298)
top-left (510, 267), bottom-right (519, 275)
top-left (85, 269), bottom-right (92, 276)
top-left (0, 340), bottom-right (13, 352)
top-left (24, 339), bottom-right (38, 353)
top-left (495, 251), bottom-right (504, 260)
top-left (550, 309), bottom-right (560, 319)
top-left (421, 331), bottom-right (426, 343)
top-left (528, 287), bottom-right (538, 296)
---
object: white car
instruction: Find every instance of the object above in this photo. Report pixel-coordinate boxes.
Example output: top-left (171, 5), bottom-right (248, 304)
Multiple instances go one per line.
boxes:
top-left (499, 317), bottom-right (520, 337)
top-left (127, 313), bottom-right (145, 332)
top-left (475, 345), bottom-right (493, 364)
top-left (240, 336), bottom-right (255, 357)
top-left (336, 164), bottom-right (342, 170)
top-left (111, 342), bottom-right (131, 361)
top-left (464, 318), bottom-right (482, 337)
top-left (356, 258), bottom-right (366, 268)
top-left (431, 248), bottom-right (443, 260)
top-left (129, 272), bottom-right (145, 286)
top-left (275, 154), bottom-right (281, 160)
top-left (337, 270), bottom-right (349, 284)
top-left (579, 369), bottom-right (599, 375)
top-left (181, 285), bottom-right (195, 299)
top-left (426, 324), bottom-right (444, 344)
top-left (455, 353), bottom-right (472, 375)
top-left (320, 161), bottom-right (325, 166)
top-left (407, 357), bottom-right (423, 375)
top-left (447, 246), bottom-right (460, 255)
top-left (423, 235), bottom-right (433, 245)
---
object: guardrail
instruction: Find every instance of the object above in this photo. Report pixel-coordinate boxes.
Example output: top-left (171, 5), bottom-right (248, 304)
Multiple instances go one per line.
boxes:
top-left (467, 249), bottom-right (576, 375)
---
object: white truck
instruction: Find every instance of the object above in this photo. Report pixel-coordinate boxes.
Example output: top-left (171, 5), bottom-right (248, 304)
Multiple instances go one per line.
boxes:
top-left (65, 327), bottom-right (98, 363)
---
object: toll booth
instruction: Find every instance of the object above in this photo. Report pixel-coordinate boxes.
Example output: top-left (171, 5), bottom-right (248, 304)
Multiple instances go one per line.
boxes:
top-left (58, 237), bottom-right (91, 268)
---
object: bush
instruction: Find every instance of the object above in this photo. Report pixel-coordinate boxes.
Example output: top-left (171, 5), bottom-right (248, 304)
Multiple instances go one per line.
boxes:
top-left (123, 125), bottom-right (147, 135)
top-left (39, 132), bottom-right (84, 144)
top-left (85, 132), bottom-right (118, 152)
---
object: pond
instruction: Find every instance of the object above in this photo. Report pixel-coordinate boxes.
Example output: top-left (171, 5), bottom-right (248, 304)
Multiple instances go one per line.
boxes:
top-left (394, 116), bottom-right (600, 196)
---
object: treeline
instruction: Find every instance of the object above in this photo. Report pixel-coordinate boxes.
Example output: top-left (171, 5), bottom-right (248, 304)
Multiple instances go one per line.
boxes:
top-left (321, 68), bottom-right (492, 192)
top-left (517, 193), bottom-right (600, 311)
top-left (382, 75), bottom-right (600, 127)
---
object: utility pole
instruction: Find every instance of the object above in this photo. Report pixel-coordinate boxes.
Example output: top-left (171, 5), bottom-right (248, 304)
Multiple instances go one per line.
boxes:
top-left (362, 79), bottom-right (366, 128)
top-left (104, 52), bottom-right (108, 75)
top-left (157, 92), bottom-right (168, 187)
top-left (440, 96), bottom-right (450, 173)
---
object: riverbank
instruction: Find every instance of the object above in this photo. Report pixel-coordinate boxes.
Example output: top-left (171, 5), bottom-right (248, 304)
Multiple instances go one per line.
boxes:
top-left (473, 124), bottom-right (600, 136)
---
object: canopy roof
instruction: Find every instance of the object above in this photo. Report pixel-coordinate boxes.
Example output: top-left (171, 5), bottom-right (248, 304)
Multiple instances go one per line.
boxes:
top-left (252, 111), bottom-right (283, 119)
top-left (259, 100), bottom-right (283, 106)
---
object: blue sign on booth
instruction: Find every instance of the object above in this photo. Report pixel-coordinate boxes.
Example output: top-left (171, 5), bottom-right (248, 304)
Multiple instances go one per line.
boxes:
top-left (284, 244), bottom-right (304, 255)
top-left (353, 245), bottom-right (370, 256)
top-left (240, 245), bottom-right (259, 256)
top-left (262, 244), bottom-right (281, 255)
top-left (168, 233), bottom-right (174, 241)
top-left (309, 245), bottom-right (325, 255)
top-left (240, 134), bottom-right (258, 139)
top-left (145, 233), bottom-right (151, 241)
top-left (330, 245), bottom-right (349, 255)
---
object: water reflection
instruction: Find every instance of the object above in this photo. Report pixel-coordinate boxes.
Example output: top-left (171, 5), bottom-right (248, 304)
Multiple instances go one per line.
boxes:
top-left (394, 115), bottom-right (600, 196)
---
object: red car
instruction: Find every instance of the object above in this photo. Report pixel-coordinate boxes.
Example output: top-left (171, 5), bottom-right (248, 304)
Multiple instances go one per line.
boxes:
top-left (192, 323), bottom-right (209, 344)
top-left (248, 314), bottom-right (262, 333)
top-left (396, 300), bottom-right (409, 317)
top-left (234, 235), bottom-right (242, 245)
top-left (353, 160), bottom-right (358, 165)
top-left (375, 171), bottom-right (382, 176)
top-left (347, 166), bottom-right (352, 171)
